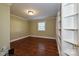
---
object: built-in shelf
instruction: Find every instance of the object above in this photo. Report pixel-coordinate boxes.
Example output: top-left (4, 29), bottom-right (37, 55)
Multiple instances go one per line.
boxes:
top-left (61, 3), bottom-right (79, 56)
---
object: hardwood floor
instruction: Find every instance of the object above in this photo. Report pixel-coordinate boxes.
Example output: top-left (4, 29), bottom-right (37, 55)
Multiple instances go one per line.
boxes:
top-left (10, 37), bottom-right (59, 56)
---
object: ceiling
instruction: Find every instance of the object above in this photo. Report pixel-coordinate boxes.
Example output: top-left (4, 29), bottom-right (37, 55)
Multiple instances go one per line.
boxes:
top-left (10, 3), bottom-right (60, 20)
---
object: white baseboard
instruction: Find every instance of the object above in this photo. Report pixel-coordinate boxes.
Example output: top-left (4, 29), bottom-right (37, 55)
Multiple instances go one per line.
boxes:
top-left (30, 35), bottom-right (56, 39)
top-left (10, 35), bottom-right (30, 42)
top-left (10, 35), bottom-right (56, 42)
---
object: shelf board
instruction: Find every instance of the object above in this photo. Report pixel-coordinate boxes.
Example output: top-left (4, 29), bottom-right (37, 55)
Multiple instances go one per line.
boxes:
top-left (64, 40), bottom-right (79, 47)
top-left (63, 3), bottom-right (72, 6)
top-left (63, 13), bottom-right (78, 18)
top-left (63, 39), bottom-right (77, 45)
top-left (64, 49), bottom-right (77, 56)
top-left (64, 29), bottom-right (78, 31)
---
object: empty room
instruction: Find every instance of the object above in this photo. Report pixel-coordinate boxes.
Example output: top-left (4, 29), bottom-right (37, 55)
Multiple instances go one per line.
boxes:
top-left (0, 3), bottom-right (79, 56)
top-left (10, 3), bottom-right (60, 56)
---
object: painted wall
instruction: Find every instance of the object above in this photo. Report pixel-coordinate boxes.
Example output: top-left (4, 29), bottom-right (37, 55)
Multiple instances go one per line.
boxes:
top-left (30, 17), bottom-right (56, 38)
top-left (10, 15), bottom-right (29, 40)
top-left (10, 15), bottom-right (56, 40)
top-left (0, 4), bottom-right (10, 52)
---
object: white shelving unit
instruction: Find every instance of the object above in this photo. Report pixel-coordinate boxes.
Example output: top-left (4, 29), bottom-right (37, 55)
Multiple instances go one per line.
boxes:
top-left (61, 3), bottom-right (79, 56)
top-left (56, 3), bottom-right (79, 56)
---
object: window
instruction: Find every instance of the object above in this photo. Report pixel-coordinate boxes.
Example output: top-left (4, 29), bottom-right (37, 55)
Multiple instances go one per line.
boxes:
top-left (38, 22), bottom-right (45, 31)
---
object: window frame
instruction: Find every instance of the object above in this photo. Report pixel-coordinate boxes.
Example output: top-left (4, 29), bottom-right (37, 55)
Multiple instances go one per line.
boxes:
top-left (38, 22), bottom-right (46, 31)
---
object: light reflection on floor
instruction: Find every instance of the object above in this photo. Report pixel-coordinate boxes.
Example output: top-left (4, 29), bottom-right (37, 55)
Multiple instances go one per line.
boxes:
top-left (38, 43), bottom-right (45, 55)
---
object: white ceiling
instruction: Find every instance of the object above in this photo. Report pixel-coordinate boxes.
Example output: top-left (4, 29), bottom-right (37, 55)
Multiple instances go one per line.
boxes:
top-left (10, 3), bottom-right (60, 20)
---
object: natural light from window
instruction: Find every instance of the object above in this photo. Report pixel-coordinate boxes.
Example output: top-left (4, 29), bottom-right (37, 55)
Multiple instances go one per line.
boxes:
top-left (38, 22), bottom-right (45, 31)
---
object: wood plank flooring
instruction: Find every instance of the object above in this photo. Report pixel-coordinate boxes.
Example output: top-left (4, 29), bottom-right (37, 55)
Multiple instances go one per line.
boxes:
top-left (10, 37), bottom-right (59, 56)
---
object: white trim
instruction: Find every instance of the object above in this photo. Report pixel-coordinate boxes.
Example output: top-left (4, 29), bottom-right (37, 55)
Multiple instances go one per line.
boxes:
top-left (10, 35), bottom-right (30, 42)
top-left (10, 14), bottom-right (28, 21)
top-left (30, 35), bottom-right (56, 39)
top-left (10, 35), bottom-right (56, 42)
